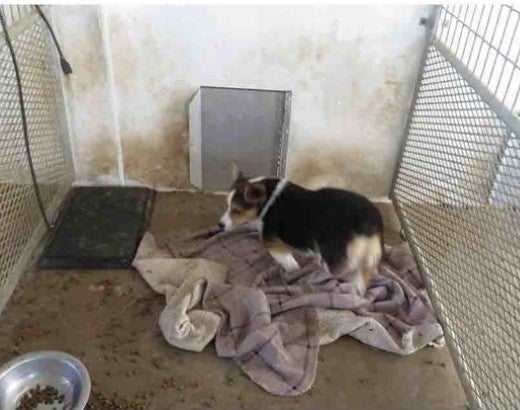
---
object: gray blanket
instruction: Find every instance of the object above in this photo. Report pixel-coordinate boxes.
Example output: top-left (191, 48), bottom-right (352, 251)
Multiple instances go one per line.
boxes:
top-left (133, 223), bottom-right (443, 396)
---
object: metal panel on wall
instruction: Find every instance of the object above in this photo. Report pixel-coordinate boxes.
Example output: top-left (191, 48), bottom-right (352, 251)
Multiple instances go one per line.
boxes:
top-left (189, 86), bottom-right (291, 191)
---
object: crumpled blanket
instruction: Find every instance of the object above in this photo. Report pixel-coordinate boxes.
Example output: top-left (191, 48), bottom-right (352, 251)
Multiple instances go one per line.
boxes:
top-left (133, 223), bottom-right (443, 396)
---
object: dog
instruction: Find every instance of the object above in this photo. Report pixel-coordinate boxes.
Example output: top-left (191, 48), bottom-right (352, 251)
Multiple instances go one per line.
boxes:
top-left (219, 165), bottom-right (384, 296)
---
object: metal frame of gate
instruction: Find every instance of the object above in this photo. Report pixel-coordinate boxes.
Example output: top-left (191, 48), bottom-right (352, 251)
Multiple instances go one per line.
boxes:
top-left (392, 5), bottom-right (520, 409)
top-left (0, 6), bottom-right (73, 313)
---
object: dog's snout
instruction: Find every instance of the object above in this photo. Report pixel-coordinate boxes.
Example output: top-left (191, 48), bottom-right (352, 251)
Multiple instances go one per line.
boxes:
top-left (218, 222), bottom-right (225, 229)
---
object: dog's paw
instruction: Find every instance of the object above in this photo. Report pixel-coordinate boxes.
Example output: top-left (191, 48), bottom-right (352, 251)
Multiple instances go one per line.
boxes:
top-left (269, 250), bottom-right (300, 272)
top-left (350, 272), bottom-right (368, 298)
top-left (282, 258), bottom-right (300, 272)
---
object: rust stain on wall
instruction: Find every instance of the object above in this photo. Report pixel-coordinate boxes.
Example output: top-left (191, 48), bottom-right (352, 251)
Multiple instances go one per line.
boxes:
top-left (83, 135), bottom-right (119, 179)
top-left (121, 122), bottom-right (192, 190)
top-left (289, 143), bottom-right (384, 197)
top-left (288, 43), bottom-right (419, 197)
top-left (366, 62), bottom-right (408, 125)
top-left (55, 6), bottom-right (120, 181)
top-left (105, 10), bottom-right (194, 189)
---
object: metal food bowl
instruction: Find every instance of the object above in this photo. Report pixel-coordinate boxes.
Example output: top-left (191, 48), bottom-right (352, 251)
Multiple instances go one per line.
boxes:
top-left (0, 351), bottom-right (90, 409)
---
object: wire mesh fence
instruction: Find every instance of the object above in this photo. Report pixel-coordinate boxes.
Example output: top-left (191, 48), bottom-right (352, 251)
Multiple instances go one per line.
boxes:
top-left (2, 5), bottom-right (33, 27)
top-left (0, 7), bottom-right (72, 312)
top-left (436, 5), bottom-right (520, 113)
top-left (392, 5), bottom-right (520, 409)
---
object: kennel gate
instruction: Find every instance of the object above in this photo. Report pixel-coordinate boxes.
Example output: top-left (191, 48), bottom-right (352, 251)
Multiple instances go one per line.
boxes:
top-left (0, 6), bottom-right (73, 312)
top-left (392, 5), bottom-right (520, 409)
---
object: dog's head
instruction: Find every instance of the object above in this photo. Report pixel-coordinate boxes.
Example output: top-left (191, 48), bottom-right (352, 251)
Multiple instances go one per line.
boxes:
top-left (218, 164), bottom-right (268, 230)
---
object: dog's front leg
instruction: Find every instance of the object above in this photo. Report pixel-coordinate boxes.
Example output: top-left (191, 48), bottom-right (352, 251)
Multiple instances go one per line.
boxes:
top-left (264, 238), bottom-right (300, 272)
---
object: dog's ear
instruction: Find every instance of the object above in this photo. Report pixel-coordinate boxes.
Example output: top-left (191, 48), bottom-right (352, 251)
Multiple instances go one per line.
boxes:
top-left (230, 163), bottom-right (244, 181)
top-left (244, 183), bottom-right (267, 204)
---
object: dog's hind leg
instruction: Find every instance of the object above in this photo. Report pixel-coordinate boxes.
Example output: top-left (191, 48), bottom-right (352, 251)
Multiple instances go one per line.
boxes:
top-left (264, 238), bottom-right (300, 272)
top-left (346, 234), bottom-right (383, 296)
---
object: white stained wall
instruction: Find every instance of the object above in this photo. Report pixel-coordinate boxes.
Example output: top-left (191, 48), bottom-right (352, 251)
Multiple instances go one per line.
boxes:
top-left (52, 5), bottom-right (434, 196)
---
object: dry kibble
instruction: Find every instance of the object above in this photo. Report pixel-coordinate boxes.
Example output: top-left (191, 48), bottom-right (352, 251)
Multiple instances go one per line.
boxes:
top-left (16, 385), bottom-right (63, 410)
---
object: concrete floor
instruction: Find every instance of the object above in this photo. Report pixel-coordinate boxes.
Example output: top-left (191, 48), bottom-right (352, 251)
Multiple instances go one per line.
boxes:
top-left (0, 192), bottom-right (468, 409)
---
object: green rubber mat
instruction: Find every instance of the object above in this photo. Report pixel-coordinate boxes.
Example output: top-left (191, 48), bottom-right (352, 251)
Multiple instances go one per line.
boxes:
top-left (39, 186), bottom-right (155, 269)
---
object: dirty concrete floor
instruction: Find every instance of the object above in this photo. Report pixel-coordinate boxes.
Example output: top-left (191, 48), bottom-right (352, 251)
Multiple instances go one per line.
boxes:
top-left (0, 193), bottom-right (468, 409)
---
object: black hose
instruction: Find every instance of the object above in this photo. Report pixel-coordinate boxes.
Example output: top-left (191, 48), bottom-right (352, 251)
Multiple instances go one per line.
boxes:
top-left (35, 5), bottom-right (72, 75)
top-left (0, 7), bottom-right (52, 231)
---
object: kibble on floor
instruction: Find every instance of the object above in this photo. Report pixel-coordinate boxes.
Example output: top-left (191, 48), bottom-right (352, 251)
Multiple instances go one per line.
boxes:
top-left (85, 391), bottom-right (146, 410)
top-left (0, 193), bottom-right (467, 410)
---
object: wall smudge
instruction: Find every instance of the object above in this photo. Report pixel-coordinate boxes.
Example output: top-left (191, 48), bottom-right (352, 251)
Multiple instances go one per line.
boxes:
top-left (84, 136), bottom-right (119, 179)
top-left (121, 126), bottom-right (192, 190)
top-left (52, 6), bottom-right (120, 182)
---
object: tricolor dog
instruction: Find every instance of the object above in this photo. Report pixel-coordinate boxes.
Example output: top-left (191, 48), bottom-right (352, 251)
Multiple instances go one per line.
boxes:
top-left (219, 165), bottom-right (384, 296)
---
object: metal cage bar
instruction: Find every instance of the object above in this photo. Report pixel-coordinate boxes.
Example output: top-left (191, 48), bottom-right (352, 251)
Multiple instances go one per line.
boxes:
top-left (392, 4), bottom-right (520, 409)
top-left (0, 6), bottom-right (73, 313)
